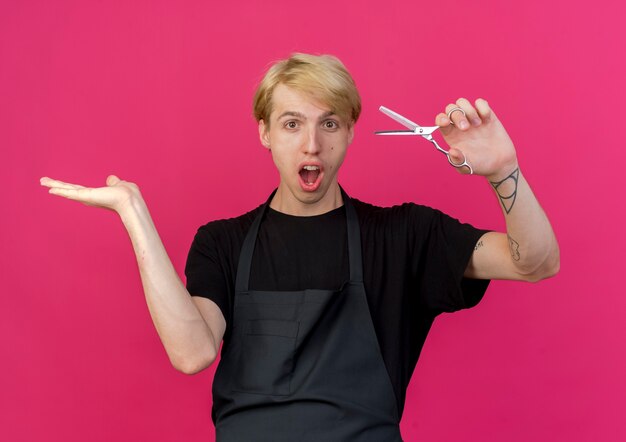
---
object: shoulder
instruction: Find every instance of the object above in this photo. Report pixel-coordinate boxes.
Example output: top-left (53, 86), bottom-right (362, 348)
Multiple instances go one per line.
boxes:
top-left (351, 197), bottom-right (442, 230)
top-left (350, 197), bottom-right (483, 249)
top-left (191, 204), bottom-right (264, 252)
top-left (197, 204), bottom-right (263, 234)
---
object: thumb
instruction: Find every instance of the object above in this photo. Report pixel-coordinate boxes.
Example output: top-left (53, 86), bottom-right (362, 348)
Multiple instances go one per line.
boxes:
top-left (448, 147), bottom-right (465, 165)
top-left (106, 175), bottom-right (121, 186)
top-left (447, 148), bottom-right (473, 175)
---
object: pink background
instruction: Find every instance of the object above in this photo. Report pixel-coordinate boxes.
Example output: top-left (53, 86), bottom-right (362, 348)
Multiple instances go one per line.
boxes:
top-left (2, 0), bottom-right (624, 441)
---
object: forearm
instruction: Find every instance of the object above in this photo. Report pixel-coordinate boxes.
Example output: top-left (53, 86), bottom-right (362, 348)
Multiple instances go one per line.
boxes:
top-left (119, 196), bottom-right (218, 373)
top-left (488, 165), bottom-right (560, 280)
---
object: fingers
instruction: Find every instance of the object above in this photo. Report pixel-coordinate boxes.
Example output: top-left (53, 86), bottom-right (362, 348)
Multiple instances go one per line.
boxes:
top-left (40, 175), bottom-right (123, 191)
top-left (444, 99), bottom-right (473, 130)
top-left (439, 98), bottom-right (493, 131)
top-left (40, 175), bottom-right (135, 212)
top-left (445, 102), bottom-right (469, 129)
top-left (47, 186), bottom-right (90, 201)
top-left (458, 98), bottom-right (482, 127)
top-left (40, 177), bottom-right (85, 190)
top-left (435, 112), bottom-right (451, 126)
top-left (474, 98), bottom-right (493, 122)
top-left (40, 176), bottom-right (94, 203)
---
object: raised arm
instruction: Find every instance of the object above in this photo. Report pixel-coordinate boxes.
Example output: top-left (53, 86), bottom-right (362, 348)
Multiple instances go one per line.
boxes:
top-left (434, 99), bottom-right (560, 282)
top-left (40, 175), bottom-right (225, 374)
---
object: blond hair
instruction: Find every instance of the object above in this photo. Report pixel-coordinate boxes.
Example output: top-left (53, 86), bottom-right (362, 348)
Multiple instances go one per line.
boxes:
top-left (253, 53), bottom-right (361, 127)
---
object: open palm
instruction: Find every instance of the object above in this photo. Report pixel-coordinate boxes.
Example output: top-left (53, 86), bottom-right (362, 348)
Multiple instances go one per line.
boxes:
top-left (40, 175), bottom-right (140, 214)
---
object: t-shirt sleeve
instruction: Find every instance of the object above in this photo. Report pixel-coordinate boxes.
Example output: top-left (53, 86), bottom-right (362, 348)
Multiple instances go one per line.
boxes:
top-left (416, 207), bottom-right (490, 314)
top-left (184, 226), bottom-right (231, 321)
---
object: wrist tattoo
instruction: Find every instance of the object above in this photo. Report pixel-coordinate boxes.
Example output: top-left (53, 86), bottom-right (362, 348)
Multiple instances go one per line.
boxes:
top-left (508, 234), bottom-right (521, 261)
top-left (490, 167), bottom-right (520, 215)
top-left (474, 240), bottom-right (484, 251)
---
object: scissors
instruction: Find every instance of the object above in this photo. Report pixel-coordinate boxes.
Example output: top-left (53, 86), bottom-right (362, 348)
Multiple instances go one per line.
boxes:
top-left (375, 106), bottom-right (473, 174)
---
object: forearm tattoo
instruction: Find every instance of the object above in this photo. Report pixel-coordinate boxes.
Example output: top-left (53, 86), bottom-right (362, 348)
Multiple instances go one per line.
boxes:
top-left (508, 234), bottom-right (521, 261)
top-left (490, 167), bottom-right (520, 215)
top-left (474, 240), bottom-right (484, 251)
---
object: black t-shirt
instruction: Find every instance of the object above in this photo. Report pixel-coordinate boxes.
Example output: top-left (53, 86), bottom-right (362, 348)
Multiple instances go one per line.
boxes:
top-left (185, 196), bottom-right (490, 417)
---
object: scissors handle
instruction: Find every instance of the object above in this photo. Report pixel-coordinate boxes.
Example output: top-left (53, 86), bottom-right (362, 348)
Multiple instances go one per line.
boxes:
top-left (429, 137), bottom-right (474, 174)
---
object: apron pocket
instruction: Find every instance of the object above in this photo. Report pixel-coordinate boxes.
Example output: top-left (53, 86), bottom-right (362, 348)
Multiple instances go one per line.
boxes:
top-left (234, 319), bottom-right (299, 396)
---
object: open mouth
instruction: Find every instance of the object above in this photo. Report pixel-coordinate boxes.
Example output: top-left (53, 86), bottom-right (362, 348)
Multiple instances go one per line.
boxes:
top-left (300, 165), bottom-right (320, 185)
top-left (298, 165), bottom-right (322, 190)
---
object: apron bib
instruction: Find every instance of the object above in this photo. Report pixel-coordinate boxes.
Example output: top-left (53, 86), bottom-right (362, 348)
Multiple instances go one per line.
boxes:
top-left (212, 190), bottom-right (402, 441)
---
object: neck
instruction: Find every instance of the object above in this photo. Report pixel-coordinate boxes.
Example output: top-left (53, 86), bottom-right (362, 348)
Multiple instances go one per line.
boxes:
top-left (270, 183), bottom-right (344, 216)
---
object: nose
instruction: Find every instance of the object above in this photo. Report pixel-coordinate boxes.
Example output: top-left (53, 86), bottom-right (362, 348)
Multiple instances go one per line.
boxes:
top-left (302, 126), bottom-right (321, 155)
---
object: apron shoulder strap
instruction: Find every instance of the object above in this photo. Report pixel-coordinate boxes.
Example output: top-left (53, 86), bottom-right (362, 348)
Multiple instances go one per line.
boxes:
top-left (342, 187), bottom-right (363, 283)
top-left (235, 191), bottom-right (274, 293)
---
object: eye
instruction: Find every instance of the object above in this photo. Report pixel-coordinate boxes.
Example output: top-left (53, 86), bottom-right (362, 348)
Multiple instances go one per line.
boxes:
top-left (284, 120), bottom-right (298, 129)
top-left (323, 120), bottom-right (339, 130)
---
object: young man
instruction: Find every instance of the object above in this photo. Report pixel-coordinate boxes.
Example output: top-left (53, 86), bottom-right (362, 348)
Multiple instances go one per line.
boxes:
top-left (41, 53), bottom-right (559, 441)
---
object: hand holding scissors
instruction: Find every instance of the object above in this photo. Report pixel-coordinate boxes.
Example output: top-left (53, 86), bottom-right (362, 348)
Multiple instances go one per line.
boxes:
top-left (375, 105), bottom-right (474, 174)
top-left (375, 99), bottom-right (519, 180)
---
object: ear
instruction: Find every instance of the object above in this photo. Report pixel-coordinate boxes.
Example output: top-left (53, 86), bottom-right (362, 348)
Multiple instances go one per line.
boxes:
top-left (347, 121), bottom-right (355, 145)
top-left (258, 120), bottom-right (271, 149)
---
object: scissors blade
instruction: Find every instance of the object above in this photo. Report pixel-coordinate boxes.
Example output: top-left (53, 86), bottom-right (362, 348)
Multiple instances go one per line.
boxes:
top-left (374, 130), bottom-right (419, 135)
top-left (379, 106), bottom-right (420, 131)
top-left (377, 106), bottom-right (441, 136)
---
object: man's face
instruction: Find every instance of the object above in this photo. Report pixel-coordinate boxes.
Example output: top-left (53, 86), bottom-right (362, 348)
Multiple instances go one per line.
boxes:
top-left (259, 83), bottom-right (354, 215)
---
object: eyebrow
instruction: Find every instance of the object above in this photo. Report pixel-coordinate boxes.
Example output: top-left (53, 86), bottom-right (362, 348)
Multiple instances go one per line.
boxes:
top-left (277, 110), bottom-right (336, 121)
